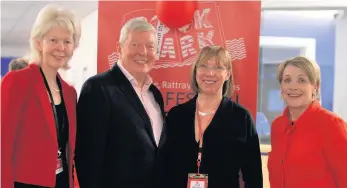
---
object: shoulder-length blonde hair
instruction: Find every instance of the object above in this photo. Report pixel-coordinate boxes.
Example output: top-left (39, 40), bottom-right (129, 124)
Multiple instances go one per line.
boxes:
top-left (191, 45), bottom-right (234, 97)
top-left (29, 4), bottom-right (81, 69)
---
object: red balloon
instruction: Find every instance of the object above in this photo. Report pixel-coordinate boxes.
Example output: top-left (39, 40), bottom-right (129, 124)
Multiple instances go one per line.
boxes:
top-left (156, 1), bottom-right (197, 29)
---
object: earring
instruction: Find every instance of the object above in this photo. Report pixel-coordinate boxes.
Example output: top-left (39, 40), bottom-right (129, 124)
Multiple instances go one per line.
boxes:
top-left (312, 89), bottom-right (317, 101)
top-left (280, 95), bottom-right (283, 100)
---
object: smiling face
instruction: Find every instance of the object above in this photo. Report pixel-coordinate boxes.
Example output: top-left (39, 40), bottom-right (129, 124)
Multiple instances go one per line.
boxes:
top-left (196, 56), bottom-right (230, 96)
top-left (119, 30), bottom-right (157, 76)
top-left (280, 64), bottom-right (317, 109)
top-left (37, 26), bottom-right (74, 70)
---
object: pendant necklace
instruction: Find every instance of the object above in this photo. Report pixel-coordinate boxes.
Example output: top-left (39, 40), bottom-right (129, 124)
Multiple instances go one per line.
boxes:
top-left (198, 111), bottom-right (215, 116)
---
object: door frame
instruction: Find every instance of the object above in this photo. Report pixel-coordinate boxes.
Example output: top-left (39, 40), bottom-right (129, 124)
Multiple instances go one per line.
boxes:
top-left (258, 36), bottom-right (318, 105)
top-left (260, 36), bottom-right (316, 62)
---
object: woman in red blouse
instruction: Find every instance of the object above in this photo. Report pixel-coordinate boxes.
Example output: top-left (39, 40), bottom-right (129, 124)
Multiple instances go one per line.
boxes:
top-left (268, 56), bottom-right (347, 188)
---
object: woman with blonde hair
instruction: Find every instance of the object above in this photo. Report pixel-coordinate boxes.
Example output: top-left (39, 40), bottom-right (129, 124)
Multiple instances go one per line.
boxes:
top-left (1, 4), bottom-right (81, 188)
top-left (161, 45), bottom-right (263, 188)
top-left (268, 56), bottom-right (347, 188)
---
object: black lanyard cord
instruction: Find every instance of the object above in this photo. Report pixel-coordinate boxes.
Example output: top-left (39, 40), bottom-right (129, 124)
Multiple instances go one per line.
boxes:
top-left (39, 68), bottom-right (63, 147)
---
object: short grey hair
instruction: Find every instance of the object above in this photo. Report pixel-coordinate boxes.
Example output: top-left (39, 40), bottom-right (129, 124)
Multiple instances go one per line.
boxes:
top-left (9, 58), bottom-right (29, 71)
top-left (119, 17), bottom-right (156, 46)
top-left (29, 4), bottom-right (81, 69)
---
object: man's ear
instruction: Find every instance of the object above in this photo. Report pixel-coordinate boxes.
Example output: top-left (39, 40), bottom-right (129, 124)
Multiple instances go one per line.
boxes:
top-left (117, 42), bottom-right (121, 54)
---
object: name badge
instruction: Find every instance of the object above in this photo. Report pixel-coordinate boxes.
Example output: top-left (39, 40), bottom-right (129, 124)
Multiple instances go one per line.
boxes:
top-left (56, 158), bottom-right (63, 174)
top-left (187, 173), bottom-right (208, 188)
top-left (56, 150), bottom-right (63, 174)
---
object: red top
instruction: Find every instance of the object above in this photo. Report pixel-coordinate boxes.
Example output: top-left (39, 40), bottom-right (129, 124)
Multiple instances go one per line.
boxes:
top-left (1, 64), bottom-right (77, 188)
top-left (268, 100), bottom-right (347, 188)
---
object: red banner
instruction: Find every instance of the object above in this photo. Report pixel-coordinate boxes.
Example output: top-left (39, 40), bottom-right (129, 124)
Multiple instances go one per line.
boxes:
top-left (97, 1), bottom-right (261, 120)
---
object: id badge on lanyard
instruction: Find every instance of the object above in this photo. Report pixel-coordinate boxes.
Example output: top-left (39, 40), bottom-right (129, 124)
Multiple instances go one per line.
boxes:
top-left (40, 68), bottom-right (64, 175)
top-left (187, 173), bottom-right (208, 188)
top-left (56, 149), bottom-right (63, 174)
top-left (187, 102), bottom-right (214, 188)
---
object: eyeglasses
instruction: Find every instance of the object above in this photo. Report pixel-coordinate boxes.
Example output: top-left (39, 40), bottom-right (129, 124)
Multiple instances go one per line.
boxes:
top-left (197, 64), bottom-right (227, 73)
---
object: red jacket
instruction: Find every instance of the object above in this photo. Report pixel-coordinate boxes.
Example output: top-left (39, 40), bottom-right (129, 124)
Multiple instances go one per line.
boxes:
top-left (268, 100), bottom-right (347, 188)
top-left (1, 64), bottom-right (77, 188)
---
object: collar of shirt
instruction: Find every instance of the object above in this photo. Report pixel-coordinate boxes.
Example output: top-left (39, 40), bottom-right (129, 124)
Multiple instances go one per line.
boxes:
top-left (117, 60), bottom-right (152, 92)
top-left (280, 100), bottom-right (321, 127)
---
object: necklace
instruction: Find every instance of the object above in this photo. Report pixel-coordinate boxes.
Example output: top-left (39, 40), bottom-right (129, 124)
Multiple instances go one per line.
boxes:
top-left (49, 84), bottom-right (60, 92)
top-left (198, 110), bottom-right (215, 116)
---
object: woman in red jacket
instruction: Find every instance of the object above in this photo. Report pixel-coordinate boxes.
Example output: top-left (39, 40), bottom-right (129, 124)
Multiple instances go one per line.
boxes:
top-left (1, 4), bottom-right (81, 188)
top-left (268, 56), bottom-right (347, 188)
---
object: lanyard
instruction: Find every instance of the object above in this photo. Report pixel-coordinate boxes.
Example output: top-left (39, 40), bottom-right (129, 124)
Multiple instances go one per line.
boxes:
top-left (39, 68), bottom-right (62, 147)
top-left (195, 102), bottom-right (215, 174)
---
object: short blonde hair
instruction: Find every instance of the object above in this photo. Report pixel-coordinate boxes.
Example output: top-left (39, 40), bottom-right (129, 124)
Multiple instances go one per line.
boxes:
top-left (119, 17), bottom-right (156, 46)
top-left (29, 4), bottom-right (81, 69)
top-left (191, 45), bottom-right (234, 97)
top-left (277, 56), bottom-right (321, 99)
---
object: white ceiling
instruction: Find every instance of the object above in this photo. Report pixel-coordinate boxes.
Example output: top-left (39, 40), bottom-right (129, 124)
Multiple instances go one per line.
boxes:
top-left (1, 1), bottom-right (98, 47)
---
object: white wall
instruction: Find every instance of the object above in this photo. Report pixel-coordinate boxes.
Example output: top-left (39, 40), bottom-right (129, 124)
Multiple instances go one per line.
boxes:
top-left (62, 10), bottom-right (98, 97)
top-left (1, 45), bottom-right (28, 57)
top-left (262, 0), bottom-right (347, 10)
top-left (333, 12), bottom-right (347, 121)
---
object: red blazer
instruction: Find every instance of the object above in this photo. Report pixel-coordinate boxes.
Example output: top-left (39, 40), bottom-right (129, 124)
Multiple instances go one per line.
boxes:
top-left (268, 100), bottom-right (347, 188)
top-left (1, 64), bottom-right (77, 188)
